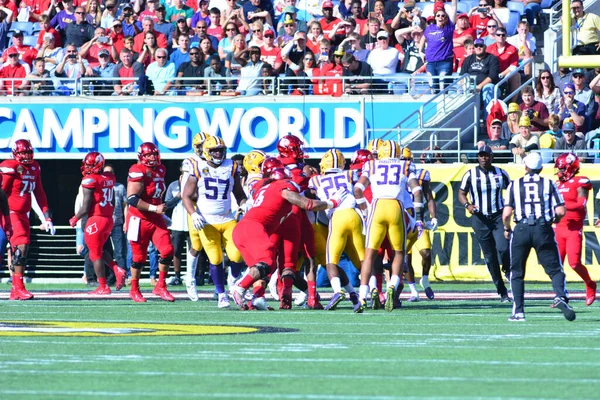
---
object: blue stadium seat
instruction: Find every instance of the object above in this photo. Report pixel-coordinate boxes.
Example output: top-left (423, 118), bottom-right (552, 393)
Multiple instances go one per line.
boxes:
top-left (540, 0), bottom-right (553, 8)
top-left (506, 1), bottom-right (524, 15)
top-left (9, 21), bottom-right (33, 35)
top-left (31, 22), bottom-right (42, 35)
top-left (23, 35), bottom-right (38, 47)
top-left (505, 10), bottom-right (520, 36)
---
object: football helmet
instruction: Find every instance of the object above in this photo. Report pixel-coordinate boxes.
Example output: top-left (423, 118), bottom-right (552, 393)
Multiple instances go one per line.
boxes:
top-left (12, 139), bottom-right (34, 164)
top-left (366, 139), bottom-right (383, 155)
top-left (377, 140), bottom-right (401, 160)
top-left (192, 132), bottom-right (210, 157)
top-left (555, 153), bottom-right (580, 182)
top-left (243, 150), bottom-right (267, 175)
top-left (400, 147), bottom-right (413, 160)
top-left (269, 167), bottom-right (291, 181)
top-left (320, 149), bottom-right (345, 174)
top-left (262, 157), bottom-right (284, 178)
top-left (349, 149), bottom-right (373, 170)
top-left (81, 151), bottom-right (105, 176)
top-left (137, 142), bottom-right (160, 167)
top-left (277, 135), bottom-right (306, 160)
top-left (202, 136), bottom-right (227, 165)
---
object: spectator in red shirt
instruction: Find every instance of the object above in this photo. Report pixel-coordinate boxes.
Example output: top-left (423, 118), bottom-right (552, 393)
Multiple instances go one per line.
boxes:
top-left (320, 1), bottom-right (342, 38)
top-left (519, 85), bottom-right (550, 132)
top-left (0, 47), bottom-right (28, 95)
top-left (133, 17), bottom-right (168, 53)
top-left (108, 20), bottom-right (126, 53)
top-left (0, 0), bottom-right (17, 18)
top-left (260, 28), bottom-right (282, 73)
top-left (207, 8), bottom-right (223, 41)
top-left (467, 0), bottom-right (503, 38)
top-left (2, 30), bottom-right (37, 69)
top-left (36, 15), bottom-right (62, 50)
top-left (137, 0), bottom-right (159, 23)
top-left (112, 47), bottom-right (145, 95)
top-left (453, 13), bottom-right (475, 70)
top-left (486, 26), bottom-right (519, 93)
top-left (80, 27), bottom-right (118, 69)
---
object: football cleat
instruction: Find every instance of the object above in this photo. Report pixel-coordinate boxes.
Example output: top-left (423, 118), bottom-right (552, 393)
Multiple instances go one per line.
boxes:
top-left (268, 273), bottom-right (280, 301)
top-left (424, 286), bottom-right (435, 300)
top-left (307, 295), bottom-right (324, 310)
top-left (9, 286), bottom-right (34, 301)
top-left (385, 285), bottom-right (395, 312)
top-left (114, 267), bottom-right (126, 291)
top-left (152, 286), bottom-right (175, 302)
top-left (508, 313), bottom-right (526, 322)
top-left (130, 289), bottom-right (147, 303)
top-left (295, 291), bottom-right (308, 307)
top-left (553, 297), bottom-right (576, 321)
top-left (407, 295), bottom-right (420, 302)
top-left (231, 285), bottom-right (247, 309)
top-left (252, 296), bottom-right (269, 311)
top-left (89, 286), bottom-right (111, 295)
top-left (349, 291), bottom-right (360, 306)
top-left (325, 291), bottom-right (346, 311)
top-left (354, 299), bottom-right (367, 313)
top-left (371, 288), bottom-right (382, 310)
top-left (394, 299), bottom-right (403, 309)
top-left (167, 276), bottom-right (182, 286)
top-left (500, 294), bottom-right (511, 303)
top-left (586, 281), bottom-right (597, 306)
top-left (186, 279), bottom-right (199, 301)
top-left (218, 293), bottom-right (231, 309)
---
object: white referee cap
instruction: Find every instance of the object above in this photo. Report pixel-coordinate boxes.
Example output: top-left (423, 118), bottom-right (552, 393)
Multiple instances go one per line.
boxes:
top-left (524, 152), bottom-right (542, 170)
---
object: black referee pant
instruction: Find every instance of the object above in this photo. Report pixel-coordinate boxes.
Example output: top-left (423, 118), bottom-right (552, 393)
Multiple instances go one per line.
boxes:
top-left (509, 219), bottom-right (567, 315)
top-left (472, 212), bottom-right (509, 296)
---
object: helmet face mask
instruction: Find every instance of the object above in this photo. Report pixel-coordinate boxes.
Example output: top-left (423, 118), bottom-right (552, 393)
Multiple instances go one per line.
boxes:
top-left (277, 135), bottom-right (306, 161)
top-left (137, 142), bottom-right (161, 167)
top-left (81, 151), bottom-right (105, 176)
top-left (202, 136), bottom-right (227, 165)
top-left (243, 150), bottom-right (266, 175)
top-left (555, 153), bottom-right (580, 182)
top-left (12, 139), bottom-right (34, 164)
top-left (320, 149), bottom-right (345, 174)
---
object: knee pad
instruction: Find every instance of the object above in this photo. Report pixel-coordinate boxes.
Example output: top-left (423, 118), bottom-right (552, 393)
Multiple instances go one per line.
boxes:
top-left (159, 256), bottom-right (173, 266)
top-left (12, 247), bottom-right (27, 268)
top-left (254, 262), bottom-right (270, 280)
top-left (131, 261), bottom-right (145, 270)
top-left (281, 268), bottom-right (295, 281)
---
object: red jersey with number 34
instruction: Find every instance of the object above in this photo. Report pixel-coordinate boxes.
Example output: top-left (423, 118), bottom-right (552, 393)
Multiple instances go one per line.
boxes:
top-left (127, 163), bottom-right (167, 222)
top-left (556, 175), bottom-right (592, 228)
top-left (81, 172), bottom-right (116, 218)
top-left (0, 159), bottom-right (49, 214)
top-left (245, 179), bottom-right (300, 235)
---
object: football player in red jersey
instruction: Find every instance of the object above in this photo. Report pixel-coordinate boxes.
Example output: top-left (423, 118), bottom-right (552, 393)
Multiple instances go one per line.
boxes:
top-left (230, 166), bottom-right (347, 310)
top-left (276, 135), bottom-right (324, 309)
top-left (69, 152), bottom-right (127, 295)
top-left (126, 143), bottom-right (175, 303)
top-left (555, 153), bottom-right (597, 306)
top-left (0, 139), bottom-right (55, 300)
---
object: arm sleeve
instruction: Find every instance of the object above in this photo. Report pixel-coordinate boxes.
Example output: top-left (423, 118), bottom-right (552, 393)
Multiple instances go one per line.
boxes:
top-left (32, 171), bottom-right (49, 214)
top-left (31, 195), bottom-right (46, 223)
top-left (489, 55), bottom-right (500, 83)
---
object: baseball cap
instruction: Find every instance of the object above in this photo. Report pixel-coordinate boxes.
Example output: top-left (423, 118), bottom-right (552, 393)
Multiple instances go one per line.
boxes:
top-left (264, 28), bottom-right (275, 36)
top-left (322, 1), bottom-right (334, 9)
top-left (283, 6), bottom-right (297, 13)
top-left (457, 13), bottom-right (469, 19)
top-left (12, 30), bottom-right (24, 37)
top-left (490, 119), bottom-right (503, 126)
top-left (508, 102), bottom-right (520, 113)
top-left (426, 16), bottom-right (434, 23)
top-left (333, 47), bottom-right (344, 56)
top-left (156, 4), bottom-right (166, 11)
top-left (563, 82), bottom-right (576, 92)
top-left (404, 0), bottom-right (416, 7)
top-left (294, 31), bottom-right (306, 40)
top-left (123, 3), bottom-right (133, 10)
top-left (6, 47), bottom-right (18, 56)
top-left (177, 16), bottom-right (186, 22)
top-left (519, 115), bottom-right (531, 127)
top-left (433, 1), bottom-right (445, 13)
top-left (562, 121), bottom-right (576, 132)
top-left (524, 152), bottom-right (542, 170)
top-left (98, 49), bottom-right (110, 57)
top-left (572, 68), bottom-right (585, 76)
top-left (111, 20), bottom-right (123, 28)
top-left (474, 38), bottom-right (485, 46)
top-left (376, 30), bottom-right (389, 39)
top-left (478, 145), bottom-right (493, 155)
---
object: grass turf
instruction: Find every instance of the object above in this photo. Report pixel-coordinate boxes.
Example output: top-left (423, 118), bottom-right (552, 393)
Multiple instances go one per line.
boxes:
top-left (0, 283), bottom-right (599, 400)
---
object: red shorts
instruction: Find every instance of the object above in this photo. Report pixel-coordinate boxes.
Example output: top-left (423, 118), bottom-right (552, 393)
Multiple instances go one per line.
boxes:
top-left (232, 219), bottom-right (277, 271)
top-left (277, 213), bottom-right (301, 271)
top-left (9, 211), bottom-right (30, 247)
top-left (128, 215), bottom-right (173, 264)
top-left (299, 209), bottom-right (315, 258)
top-left (84, 216), bottom-right (114, 262)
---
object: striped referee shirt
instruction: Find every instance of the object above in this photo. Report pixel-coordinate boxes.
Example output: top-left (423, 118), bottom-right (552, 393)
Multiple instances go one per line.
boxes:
top-left (505, 173), bottom-right (564, 222)
top-left (459, 166), bottom-right (510, 216)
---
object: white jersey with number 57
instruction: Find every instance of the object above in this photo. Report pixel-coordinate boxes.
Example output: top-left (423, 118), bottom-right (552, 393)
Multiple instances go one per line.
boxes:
top-left (361, 159), bottom-right (416, 201)
top-left (308, 170), bottom-right (357, 218)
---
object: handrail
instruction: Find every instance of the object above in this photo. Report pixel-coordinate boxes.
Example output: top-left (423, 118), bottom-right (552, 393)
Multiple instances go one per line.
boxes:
top-left (493, 58), bottom-right (534, 102)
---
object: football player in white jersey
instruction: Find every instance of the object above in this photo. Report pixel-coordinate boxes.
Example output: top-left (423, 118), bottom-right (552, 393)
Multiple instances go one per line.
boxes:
top-left (354, 140), bottom-right (423, 313)
top-left (182, 136), bottom-right (247, 308)
top-left (308, 149), bottom-right (363, 311)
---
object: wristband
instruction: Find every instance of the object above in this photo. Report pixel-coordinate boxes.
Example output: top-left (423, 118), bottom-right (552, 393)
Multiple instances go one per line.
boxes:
top-left (355, 182), bottom-right (366, 192)
top-left (412, 185), bottom-right (422, 193)
top-left (464, 203), bottom-right (471, 208)
top-left (148, 204), bottom-right (158, 212)
top-left (326, 200), bottom-right (334, 209)
top-left (356, 197), bottom-right (367, 205)
top-left (413, 202), bottom-right (424, 208)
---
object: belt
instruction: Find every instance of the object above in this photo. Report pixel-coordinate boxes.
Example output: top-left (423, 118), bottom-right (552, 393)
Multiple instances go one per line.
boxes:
top-left (516, 217), bottom-right (551, 225)
top-left (479, 211), bottom-right (502, 219)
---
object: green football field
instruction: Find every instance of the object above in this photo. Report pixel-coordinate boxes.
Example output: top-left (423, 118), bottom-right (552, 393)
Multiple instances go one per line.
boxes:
top-left (1, 282), bottom-right (599, 400)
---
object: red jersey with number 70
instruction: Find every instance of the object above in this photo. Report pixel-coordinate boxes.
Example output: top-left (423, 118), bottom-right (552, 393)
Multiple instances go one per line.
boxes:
top-left (127, 163), bottom-right (167, 222)
top-left (81, 172), bottom-right (116, 218)
top-left (245, 179), bottom-right (300, 235)
top-left (0, 159), bottom-right (49, 214)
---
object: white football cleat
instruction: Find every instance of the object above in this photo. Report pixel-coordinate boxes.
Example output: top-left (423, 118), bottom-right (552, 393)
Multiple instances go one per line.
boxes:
top-left (252, 296), bottom-right (269, 311)
top-left (218, 293), bottom-right (230, 309)
top-left (186, 279), bottom-right (198, 302)
top-left (268, 271), bottom-right (279, 301)
top-left (294, 291), bottom-right (308, 307)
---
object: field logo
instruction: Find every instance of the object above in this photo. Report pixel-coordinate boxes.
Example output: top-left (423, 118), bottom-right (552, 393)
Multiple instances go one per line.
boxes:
top-left (0, 321), bottom-right (294, 337)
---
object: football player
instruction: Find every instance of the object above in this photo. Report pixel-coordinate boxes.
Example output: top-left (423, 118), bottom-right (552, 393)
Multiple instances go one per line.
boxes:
top-left (0, 139), bottom-right (55, 300)
top-left (126, 142), bottom-right (175, 303)
top-left (182, 136), bottom-right (247, 308)
top-left (69, 152), bottom-right (126, 295)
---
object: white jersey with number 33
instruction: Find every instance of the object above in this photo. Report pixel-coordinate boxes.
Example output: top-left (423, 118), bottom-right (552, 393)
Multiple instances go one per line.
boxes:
top-left (361, 159), bottom-right (416, 201)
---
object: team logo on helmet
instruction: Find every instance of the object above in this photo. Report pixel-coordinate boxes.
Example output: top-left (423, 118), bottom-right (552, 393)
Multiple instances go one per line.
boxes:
top-left (137, 142), bottom-right (161, 167)
top-left (261, 157), bottom-right (284, 178)
top-left (377, 140), bottom-right (401, 160)
top-left (243, 150), bottom-right (267, 175)
top-left (555, 152), bottom-right (580, 182)
top-left (349, 149), bottom-right (373, 170)
top-left (193, 132), bottom-right (210, 157)
top-left (277, 135), bottom-right (306, 160)
top-left (81, 151), bottom-right (106, 176)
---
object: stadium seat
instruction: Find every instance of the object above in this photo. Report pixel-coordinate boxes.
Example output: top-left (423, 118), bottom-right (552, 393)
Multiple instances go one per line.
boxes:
top-left (505, 10), bottom-right (520, 36)
top-left (540, 0), bottom-right (553, 8)
top-left (421, 2), bottom-right (470, 19)
top-left (23, 35), bottom-right (38, 47)
top-left (506, 1), bottom-right (524, 15)
top-left (31, 22), bottom-right (42, 35)
top-left (9, 21), bottom-right (33, 35)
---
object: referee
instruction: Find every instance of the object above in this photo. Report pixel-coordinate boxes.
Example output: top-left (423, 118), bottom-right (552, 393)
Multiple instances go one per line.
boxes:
top-left (502, 152), bottom-right (576, 322)
top-left (458, 145), bottom-right (511, 302)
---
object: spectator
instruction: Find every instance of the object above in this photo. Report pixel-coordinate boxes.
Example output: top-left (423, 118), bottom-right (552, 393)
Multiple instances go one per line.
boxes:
top-left (306, 19), bottom-right (323, 54)
top-left (483, 18), bottom-right (498, 46)
top-left (198, 37), bottom-right (216, 67)
top-left (86, 0), bottom-right (102, 27)
top-left (572, 68), bottom-right (596, 131)
top-left (221, 2), bottom-right (248, 36)
top-left (468, 0), bottom-right (503, 38)
top-left (36, 32), bottom-right (64, 75)
top-left (336, 0), bottom-right (354, 20)
top-left (27, 57), bottom-right (53, 96)
top-left (36, 15), bottom-right (62, 51)
top-left (507, 21), bottom-right (535, 77)
top-left (133, 17), bottom-right (168, 53)
top-left (80, 27), bottom-right (117, 69)
top-left (554, 67), bottom-right (573, 90)
top-left (460, 38), bottom-right (500, 112)
top-left (190, 19), bottom-right (218, 50)
top-left (277, 6), bottom-right (304, 34)
top-left (511, 0), bottom-right (542, 28)
top-left (260, 28), bottom-right (282, 73)
top-left (502, 102), bottom-right (520, 139)
top-left (176, 46), bottom-right (204, 92)
top-left (545, 114), bottom-right (563, 139)
top-left (243, 0), bottom-right (264, 24)
top-left (318, 47), bottom-right (344, 95)
top-left (167, 0), bottom-right (193, 25)
top-left (154, 5), bottom-right (175, 46)
top-left (554, 121), bottom-right (588, 161)
top-left (390, 1), bottom-right (423, 32)
top-left (456, 38), bottom-right (474, 72)
top-left (285, 50), bottom-right (317, 95)
top-left (453, 13), bottom-right (475, 70)
top-left (320, 1), bottom-right (342, 39)
top-left (342, 52), bottom-right (372, 94)
top-left (535, 69), bottom-right (561, 114)
top-left (554, 82), bottom-right (586, 131)
top-left (394, 26), bottom-right (424, 78)
top-left (361, 17), bottom-right (380, 51)
top-left (191, 0), bottom-right (209, 28)
top-left (100, 0), bottom-right (120, 31)
top-left (207, 8), bottom-right (224, 41)
top-left (349, 0), bottom-right (367, 35)
top-left (54, 43), bottom-right (87, 93)
top-left (248, 20), bottom-right (265, 48)
top-left (204, 54), bottom-right (228, 93)
top-left (421, 145), bottom-right (445, 163)
top-left (146, 48), bottom-right (176, 95)
top-left (218, 22), bottom-right (238, 60)
top-left (491, 0), bottom-right (510, 28)
top-left (259, 62), bottom-right (275, 94)
top-left (108, 20), bottom-right (126, 53)
top-left (121, 5), bottom-right (143, 37)
top-left (341, 32), bottom-right (369, 62)
top-left (235, 45), bottom-right (264, 95)
top-left (277, 16), bottom-right (296, 48)
top-left (315, 38), bottom-right (332, 68)
top-left (50, 0), bottom-right (76, 31)
top-left (123, 36), bottom-right (139, 60)
top-left (367, 30), bottom-right (399, 78)
top-left (112, 48), bottom-right (145, 95)
top-left (224, 33), bottom-right (246, 80)
top-left (281, 30), bottom-right (309, 73)
top-left (138, 0), bottom-right (159, 23)
top-left (519, 85), bottom-right (549, 132)
top-left (136, 31), bottom-right (159, 67)
top-left (3, 30), bottom-right (38, 70)
top-left (0, 2), bottom-right (14, 51)
top-left (570, 0), bottom-right (600, 55)
top-left (0, 47), bottom-right (28, 95)
top-left (102, 164), bottom-right (127, 273)
top-left (477, 118), bottom-right (510, 152)
top-left (173, 16), bottom-right (192, 47)
top-left (91, 48), bottom-right (117, 95)
top-left (170, 34), bottom-right (191, 69)
top-left (419, 0), bottom-right (457, 93)
top-left (509, 115), bottom-right (539, 163)
top-left (486, 26), bottom-right (519, 94)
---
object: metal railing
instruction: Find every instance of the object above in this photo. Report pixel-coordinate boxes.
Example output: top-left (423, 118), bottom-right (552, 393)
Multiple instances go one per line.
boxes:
top-left (493, 58), bottom-right (536, 104)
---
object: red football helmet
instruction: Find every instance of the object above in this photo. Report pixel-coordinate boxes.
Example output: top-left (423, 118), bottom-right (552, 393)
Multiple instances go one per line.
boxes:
top-left (277, 135), bottom-right (306, 160)
top-left (262, 157), bottom-right (284, 178)
top-left (555, 153), bottom-right (580, 182)
top-left (81, 151), bottom-right (105, 176)
top-left (349, 149), bottom-right (373, 170)
top-left (12, 139), bottom-right (34, 164)
top-left (137, 142), bottom-right (160, 167)
top-left (269, 167), bottom-right (291, 181)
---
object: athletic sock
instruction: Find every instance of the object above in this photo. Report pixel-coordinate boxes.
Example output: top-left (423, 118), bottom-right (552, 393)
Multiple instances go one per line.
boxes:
top-left (389, 274), bottom-right (400, 290)
top-left (130, 278), bottom-right (140, 292)
top-left (229, 261), bottom-right (244, 279)
top-left (330, 277), bottom-right (342, 293)
top-left (209, 264), bottom-right (226, 294)
top-left (359, 284), bottom-right (369, 300)
top-left (421, 275), bottom-right (430, 288)
top-left (408, 282), bottom-right (418, 296)
top-left (98, 277), bottom-right (107, 288)
top-left (253, 286), bottom-right (265, 298)
top-left (108, 261), bottom-right (119, 275)
top-left (158, 271), bottom-right (167, 287)
top-left (186, 251), bottom-right (198, 282)
top-left (572, 265), bottom-right (593, 286)
top-left (238, 274), bottom-right (255, 290)
top-left (368, 275), bottom-right (377, 291)
top-left (308, 280), bottom-right (317, 299)
top-left (343, 284), bottom-right (356, 294)
top-left (12, 273), bottom-right (23, 289)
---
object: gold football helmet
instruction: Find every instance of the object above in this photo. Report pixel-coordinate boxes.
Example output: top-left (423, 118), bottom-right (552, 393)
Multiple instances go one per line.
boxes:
top-left (377, 140), bottom-right (401, 160)
top-left (243, 150), bottom-right (267, 175)
top-left (202, 136), bottom-right (227, 165)
top-left (320, 149), bottom-right (345, 173)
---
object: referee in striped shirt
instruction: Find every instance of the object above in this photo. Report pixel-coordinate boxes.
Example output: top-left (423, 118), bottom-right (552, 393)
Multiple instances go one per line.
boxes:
top-left (459, 145), bottom-right (511, 302)
top-left (502, 152), bottom-right (575, 322)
